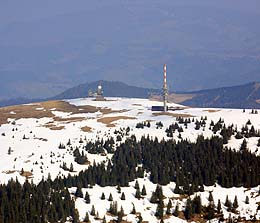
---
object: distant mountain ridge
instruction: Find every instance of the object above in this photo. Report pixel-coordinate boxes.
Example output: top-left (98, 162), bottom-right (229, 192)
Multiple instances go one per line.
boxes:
top-left (1, 81), bottom-right (260, 109)
top-left (51, 80), bottom-right (260, 109)
top-left (52, 80), bottom-right (160, 100)
top-left (0, 97), bottom-right (42, 108)
top-left (181, 82), bottom-right (260, 108)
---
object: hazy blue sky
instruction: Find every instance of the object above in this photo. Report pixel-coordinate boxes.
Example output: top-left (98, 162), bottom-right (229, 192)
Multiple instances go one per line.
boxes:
top-left (0, 0), bottom-right (260, 99)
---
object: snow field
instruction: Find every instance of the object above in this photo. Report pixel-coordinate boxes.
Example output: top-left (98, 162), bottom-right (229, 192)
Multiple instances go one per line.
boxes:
top-left (0, 97), bottom-right (259, 222)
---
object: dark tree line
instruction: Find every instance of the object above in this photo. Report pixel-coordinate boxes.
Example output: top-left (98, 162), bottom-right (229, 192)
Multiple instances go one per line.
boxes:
top-left (1, 133), bottom-right (260, 222)
top-left (0, 179), bottom-right (78, 223)
top-left (141, 135), bottom-right (260, 190)
top-left (51, 134), bottom-right (260, 193)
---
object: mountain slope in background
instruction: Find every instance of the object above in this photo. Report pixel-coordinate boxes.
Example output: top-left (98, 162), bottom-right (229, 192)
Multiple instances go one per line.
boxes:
top-left (1, 81), bottom-right (260, 109)
top-left (52, 80), bottom-right (160, 100)
top-left (52, 81), bottom-right (260, 109)
top-left (180, 82), bottom-right (260, 108)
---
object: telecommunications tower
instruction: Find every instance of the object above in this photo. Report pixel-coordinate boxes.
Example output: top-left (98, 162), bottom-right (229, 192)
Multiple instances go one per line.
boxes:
top-left (162, 64), bottom-right (168, 112)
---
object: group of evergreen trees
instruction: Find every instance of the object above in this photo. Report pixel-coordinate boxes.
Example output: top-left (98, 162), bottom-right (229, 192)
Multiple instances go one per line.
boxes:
top-left (146, 185), bottom-right (227, 221)
top-left (0, 179), bottom-right (78, 223)
top-left (51, 134), bottom-right (260, 193)
top-left (73, 148), bottom-right (88, 164)
top-left (165, 122), bottom-right (183, 137)
top-left (1, 129), bottom-right (260, 222)
top-left (172, 116), bottom-right (260, 147)
top-left (84, 138), bottom-right (116, 154)
top-left (136, 121), bottom-right (151, 129)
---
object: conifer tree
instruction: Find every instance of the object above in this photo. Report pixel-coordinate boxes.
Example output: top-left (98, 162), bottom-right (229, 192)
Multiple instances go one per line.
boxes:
top-left (233, 195), bottom-right (238, 209)
top-left (101, 192), bottom-right (105, 200)
top-left (217, 199), bottom-right (222, 213)
top-left (84, 212), bottom-right (90, 222)
top-left (155, 200), bottom-right (164, 219)
top-left (173, 202), bottom-right (179, 217)
top-left (117, 206), bottom-right (124, 223)
top-left (75, 186), bottom-right (83, 198)
top-left (174, 182), bottom-right (183, 194)
top-left (208, 191), bottom-right (215, 208)
top-left (108, 201), bottom-right (118, 215)
top-left (72, 209), bottom-right (80, 223)
top-left (121, 192), bottom-right (126, 200)
top-left (150, 192), bottom-right (157, 203)
top-left (227, 214), bottom-right (234, 223)
top-left (245, 196), bottom-right (249, 204)
top-left (193, 195), bottom-right (202, 214)
top-left (85, 191), bottom-right (90, 203)
top-left (155, 185), bottom-right (163, 201)
top-left (199, 185), bottom-right (204, 192)
top-left (166, 199), bottom-right (172, 215)
top-left (108, 193), bottom-right (113, 201)
top-left (141, 185), bottom-right (147, 196)
top-left (224, 195), bottom-right (232, 211)
top-left (206, 207), bottom-right (215, 220)
top-left (95, 211), bottom-right (99, 220)
top-left (225, 195), bottom-right (229, 206)
top-left (70, 163), bottom-right (74, 172)
top-left (117, 185), bottom-right (121, 193)
top-left (90, 205), bottom-right (95, 216)
top-left (131, 203), bottom-right (136, 214)
top-left (240, 139), bottom-right (247, 151)
top-left (184, 198), bottom-right (193, 220)
top-left (135, 187), bottom-right (141, 199)
top-left (134, 180), bottom-right (140, 190)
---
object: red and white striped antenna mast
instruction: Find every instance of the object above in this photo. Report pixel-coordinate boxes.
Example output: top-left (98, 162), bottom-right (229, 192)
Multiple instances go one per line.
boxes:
top-left (162, 64), bottom-right (168, 112)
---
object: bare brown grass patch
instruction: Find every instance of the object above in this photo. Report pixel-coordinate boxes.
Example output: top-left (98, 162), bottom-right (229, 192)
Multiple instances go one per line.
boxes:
top-left (204, 109), bottom-right (220, 113)
top-left (97, 116), bottom-right (136, 127)
top-left (153, 112), bottom-right (194, 118)
top-left (49, 126), bottom-right (65, 130)
top-left (0, 100), bottom-right (128, 127)
top-left (101, 108), bottom-right (129, 115)
top-left (0, 103), bottom-right (53, 125)
top-left (2, 170), bottom-right (16, 174)
top-left (81, 126), bottom-right (92, 132)
top-left (53, 116), bottom-right (85, 123)
top-left (21, 171), bottom-right (33, 179)
top-left (42, 123), bottom-right (65, 131)
top-left (107, 123), bottom-right (116, 128)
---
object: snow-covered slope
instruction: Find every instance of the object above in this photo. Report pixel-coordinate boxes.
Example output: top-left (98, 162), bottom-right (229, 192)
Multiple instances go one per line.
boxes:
top-left (0, 97), bottom-right (259, 222)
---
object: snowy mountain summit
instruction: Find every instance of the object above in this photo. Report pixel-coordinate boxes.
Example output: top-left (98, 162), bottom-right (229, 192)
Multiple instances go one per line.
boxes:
top-left (0, 97), bottom-right (259, 223)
